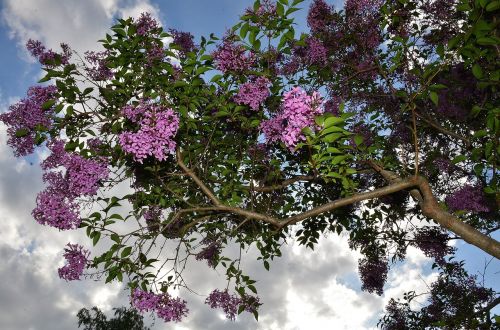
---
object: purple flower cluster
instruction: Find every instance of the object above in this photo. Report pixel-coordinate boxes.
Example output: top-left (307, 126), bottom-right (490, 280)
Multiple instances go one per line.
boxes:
top-left (195, 238), bottom-right (221, 268)
top-left (87, 138), bottom-right (103, 152)
top-left (307, 0), bottom-right (332, 33)
top-left (445, 184), bottom-right (491, 213)
top-left (131, 288), bottom-right (188, 322)
top-left (33, 190), bottom-right (81, 230)
top-left (0, 85), bottom-right (57, 156)
top-left (248, 143), bottom-right (269, 162)
top-left (433, 157), bottom-right (453, 173)
top-left (65, 155), bottom-right (110, 196)
top-left (234, 77), bottom-right (270, 110)
top-left (135, 13), bottom-right (159, 36)
top-left (58, 243), bottom-right (89, 281)
top-left (205, 289), bottom-right (260, 320)
top-left (413, 227), bottom-right (453, 263)
top-left (324, 98), bottom-right (341, 116)
top-left (212, 40), bottom-right (256, 73)
top-left (358, 257), bottom-right (388, 295)
top-left (260, 87), bottom-right (323, 151)
top-left (119, 101), bottom-right (180, 163)
top-left (351, 124), bottom-right (374, 147)
top-left (345, 0), bottom-right (382, 13)
top-left (26, 39), bottom-right (71, 66)
top-left (84, 50), bottom-right (113, 81)
top-left (144, 205), bottom-right (162, 231)
top-left (306, 37), bottom-right (327, 66)
top-left (33, 139), bottom-right (109, 230)
top-left (169, 29), bottom-right (196, 55)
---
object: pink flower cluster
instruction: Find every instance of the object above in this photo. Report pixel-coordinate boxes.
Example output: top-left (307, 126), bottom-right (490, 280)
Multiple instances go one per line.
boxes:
top-left (260, 87), bottom-right (323, 150)
top-left (234, 77), bottom-right (270, 110)
top-left (119, 101), bottom-right (180, 163)
top-left (0, 85), bottom-right (57, 156)
top-left (131, 288), bottom-right (188, 322)
top-left (205, 289), bottom-right (260, 320)
top-left (26, 39), bottom-right (71, 66)
top-left (33, 139), bottom-right (109, 230)
top-left (58, 243), bottom-right (90, 281)
top-left (212, 40), bottom-right (256, 73)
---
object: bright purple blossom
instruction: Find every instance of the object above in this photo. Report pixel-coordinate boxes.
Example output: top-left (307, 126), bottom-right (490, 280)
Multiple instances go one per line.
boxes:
top-left (0, 85), bottom-right (57, 156)
top-left (212, 40), bottom-right (256, 73)
top-left (234, 77), bottom-right (270, 110)
top-left (307, 0), bottom-right (332, 33)
top-left (205, 289), bottom-right (259, 320)
top-left (131, 289), bottom-right (161, 312)
top-left (119, 101), bottom-right (180, 163)
top-left (260, 87), bottom-right (323, 150)
top-left (156, 294), bottom-right (189, 322)
top-left (26, 39), bottom-right (71, 66)
top-left (205, 289), bottom-right (241, 320)
top-left (84, 50), bottom-right (113, 81)
top-left (135, 13), bottom-right (159, 36)
top-left (131, 289), bottom-right (188, 322)
top-left (445, 184), bottom-right (491, 213)
top-left (42, 139), bottom-right (68, 170)
top-left (57, 243), bottom-right (89, 281)
top-left (306, 37), bottom-right (327, 65)
top-left (32, 190), bottom-right (80, 230)
top-left (65, 155), bottom-right (109, 196)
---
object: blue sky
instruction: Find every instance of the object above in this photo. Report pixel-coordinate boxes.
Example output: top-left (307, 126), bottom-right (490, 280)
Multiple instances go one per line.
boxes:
top-left (0, 0), bottom-right (497, 329)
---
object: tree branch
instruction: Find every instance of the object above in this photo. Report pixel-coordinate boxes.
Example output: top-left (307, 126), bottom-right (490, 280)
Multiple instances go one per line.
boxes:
top-left (415, 112), bottom-right (471, 148)
top-left (367, 161), bottom-right (500, 259)
top-left (176, 149), bottom-right (223, 207)
top-left (279, 178), bottom-right (419, 228)
top-left (247, 175), bottom-right (316, 192)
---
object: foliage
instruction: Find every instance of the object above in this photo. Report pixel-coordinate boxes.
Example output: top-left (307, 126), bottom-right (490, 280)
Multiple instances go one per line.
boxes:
top-left (1, 0), bottom-right (499, 327)
top-left (76, 306), bottom-right (150, 330)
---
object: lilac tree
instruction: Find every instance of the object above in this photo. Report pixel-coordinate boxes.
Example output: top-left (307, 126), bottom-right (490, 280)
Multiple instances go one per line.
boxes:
top-left (1, 0), bottom-right (499, 327)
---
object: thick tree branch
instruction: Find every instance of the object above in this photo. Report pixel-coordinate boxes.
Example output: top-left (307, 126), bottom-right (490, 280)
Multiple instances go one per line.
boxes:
top-left (278, 178), bottom-right (419, 228)
top-left (176, 149), bottom-right (223, 207)
top-left (367, 161), bottom-right (500, 259)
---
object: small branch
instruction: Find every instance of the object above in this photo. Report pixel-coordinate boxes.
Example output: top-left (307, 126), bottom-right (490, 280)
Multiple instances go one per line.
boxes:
top-left (247, 175), bottom-right (316, 192)
top-left (176, 149), bottom-right (222, 207)
top-left (415, 112), bottom-right (471, 148)
top-left (279, 178), bottom-right (419, 228)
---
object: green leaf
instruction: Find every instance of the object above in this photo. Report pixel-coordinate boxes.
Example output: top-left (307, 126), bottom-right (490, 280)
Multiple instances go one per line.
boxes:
top-left (92, 232), bottom-right (101, 246)
top-left (486, 1), bottom-right (500, 11)
top-left (477, 37), bottom-right (499, 45)
top-left (354, 135), bottom-right (364, 146)
top-left (264, 260), bottom-right (270, 271)
top-left (451, 155), bottom-right (466, 164)
top-left (429, 91), bottom-right (439, 106)
top-left (121, 246), bottom-right (132, 258)
top-left (15, 128), bottom-right (29, 137)
top-left (472, 64), bottom-right (483, 79)
top-left (42, 99), bottom-right (56, 110)
top-left (240, 23), bottom-right (249, 39)
top-left (332, 155), bottom-right (347, 165)
top-left (323, 116), bottom-right (344, 128)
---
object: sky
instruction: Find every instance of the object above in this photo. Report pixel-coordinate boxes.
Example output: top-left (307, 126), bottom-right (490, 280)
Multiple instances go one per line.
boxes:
top-left (0, 0), bottom-right (498, 329)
